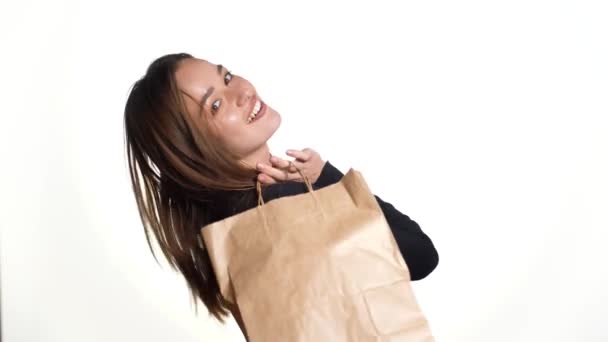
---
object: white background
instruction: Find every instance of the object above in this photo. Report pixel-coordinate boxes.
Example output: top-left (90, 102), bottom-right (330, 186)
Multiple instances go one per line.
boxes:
top-left (1, 0), bottom-right (607, 341)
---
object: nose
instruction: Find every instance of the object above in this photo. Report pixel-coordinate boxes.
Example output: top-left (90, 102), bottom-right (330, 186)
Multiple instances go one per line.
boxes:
top-left (236, 88), bottom-right (254, 107)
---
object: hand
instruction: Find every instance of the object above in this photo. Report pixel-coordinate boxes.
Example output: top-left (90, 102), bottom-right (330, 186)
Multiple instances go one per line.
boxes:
top-left (256, 148), bottom-right (326, 185)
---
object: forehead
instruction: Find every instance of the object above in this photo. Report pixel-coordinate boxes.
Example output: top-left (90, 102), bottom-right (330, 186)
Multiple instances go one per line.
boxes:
top-left (175, 58), bottom-right (218, 92)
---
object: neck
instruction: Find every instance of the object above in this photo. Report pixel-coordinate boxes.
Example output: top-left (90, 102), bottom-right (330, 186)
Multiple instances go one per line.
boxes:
top-left (240, 144), bottom-right (273, 169)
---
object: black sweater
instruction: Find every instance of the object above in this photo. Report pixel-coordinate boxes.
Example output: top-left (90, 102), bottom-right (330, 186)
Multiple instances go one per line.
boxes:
top-left (206, 161), bottom-right (439, 281)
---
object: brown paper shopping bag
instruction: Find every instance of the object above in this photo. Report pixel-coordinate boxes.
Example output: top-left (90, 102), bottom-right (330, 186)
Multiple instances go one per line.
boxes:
top-left (201, 167), bottom-right (435, 342)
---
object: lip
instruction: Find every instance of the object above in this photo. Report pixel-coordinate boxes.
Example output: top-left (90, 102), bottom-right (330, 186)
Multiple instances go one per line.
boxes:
top-left (251, 101), bottom-right (267, 123)
top-left (246, 96), bottom-right (267, 124)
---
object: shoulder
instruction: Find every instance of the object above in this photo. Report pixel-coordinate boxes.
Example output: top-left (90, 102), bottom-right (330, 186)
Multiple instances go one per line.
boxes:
top-left (262, 160), bottom-right (345, 200)
top-left (314, 160), bottom-right (345, 188)
top-left (205, 161), bottom-right (345, 223)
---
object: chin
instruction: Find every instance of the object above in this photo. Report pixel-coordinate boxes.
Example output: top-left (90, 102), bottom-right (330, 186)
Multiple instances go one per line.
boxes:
top-left (266, 109), bottom-right (281, 135)
top-left (273, 111), bottom-right (282, 129)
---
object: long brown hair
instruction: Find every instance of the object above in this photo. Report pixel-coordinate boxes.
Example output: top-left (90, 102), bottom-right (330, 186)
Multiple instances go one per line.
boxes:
top-left (123, 53), bottom-right (258, 321)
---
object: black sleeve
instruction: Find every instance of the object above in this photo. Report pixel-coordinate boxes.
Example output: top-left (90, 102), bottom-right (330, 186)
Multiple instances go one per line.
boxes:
top-left (315, 161), bottom-right (439, 281)
top-left (373, 195), bottom-right (439, 280)
top-left (313, 161), bottom-right (346, 189)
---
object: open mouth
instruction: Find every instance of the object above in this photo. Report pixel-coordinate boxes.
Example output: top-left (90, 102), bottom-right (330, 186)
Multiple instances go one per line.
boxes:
top-left (247, 99), bottom-right (267, 124)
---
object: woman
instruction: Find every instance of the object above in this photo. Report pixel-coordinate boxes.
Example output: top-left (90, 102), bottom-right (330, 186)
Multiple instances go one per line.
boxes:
top-left (123, 53), bottom-right (439, 338)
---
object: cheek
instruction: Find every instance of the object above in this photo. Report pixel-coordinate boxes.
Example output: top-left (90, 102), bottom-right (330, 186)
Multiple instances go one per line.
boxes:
top-left (223, 111), bottom-right (243, 126)
top-left (215, 114), bottom-right (248, 147)
top-left (217, 112), bottom-right (245, 139)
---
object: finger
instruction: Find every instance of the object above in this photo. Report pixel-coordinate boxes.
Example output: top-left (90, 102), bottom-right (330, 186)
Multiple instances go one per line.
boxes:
top-left (273, 158), bottom-right (300, 172)
top-left (279, 161), bottom-right (310, 184)
top-left (271, 159), bottom-right (299, 175)
top-left (259, 164), bottom-right (300, 182)
top-left (286, 149), bottom-right (312, 161)
top-left (302, 148), bottom-right (318, 159)
top-left (287, 160), bottom-right (305, 174)
top-left (270, 155), bottom-right (292, 169)
top-left (257, 173), bottom-right (278, 185)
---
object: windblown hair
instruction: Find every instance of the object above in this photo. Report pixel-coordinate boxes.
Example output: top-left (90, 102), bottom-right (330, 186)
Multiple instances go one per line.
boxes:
top-left (123, 53), bottom-right (257, 321)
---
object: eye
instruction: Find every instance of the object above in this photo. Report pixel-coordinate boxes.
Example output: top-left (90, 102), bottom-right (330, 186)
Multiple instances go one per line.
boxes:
top-left (211, 99), bottom-right (221, 113)
top-left (224, 71), bottom-right (233, 85)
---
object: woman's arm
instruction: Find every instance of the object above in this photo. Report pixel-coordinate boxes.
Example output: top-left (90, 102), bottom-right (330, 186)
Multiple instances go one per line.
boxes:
top-left (373, 194), bottom-right (439, 280)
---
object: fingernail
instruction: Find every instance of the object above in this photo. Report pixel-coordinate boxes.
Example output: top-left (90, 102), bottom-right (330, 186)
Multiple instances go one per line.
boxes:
top-left (257, 163), bottom-right (264, 169)
top-left (286, 150), bottom-right (293, 155)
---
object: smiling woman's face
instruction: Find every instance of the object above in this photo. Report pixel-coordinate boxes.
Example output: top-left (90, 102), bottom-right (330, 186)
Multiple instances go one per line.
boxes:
top-left (175, 58), bottom-right (281, 159)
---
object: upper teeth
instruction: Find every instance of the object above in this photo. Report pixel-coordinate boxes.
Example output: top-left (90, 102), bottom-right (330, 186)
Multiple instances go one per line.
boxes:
top-left (248, 100), bottom-right (262, 123)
